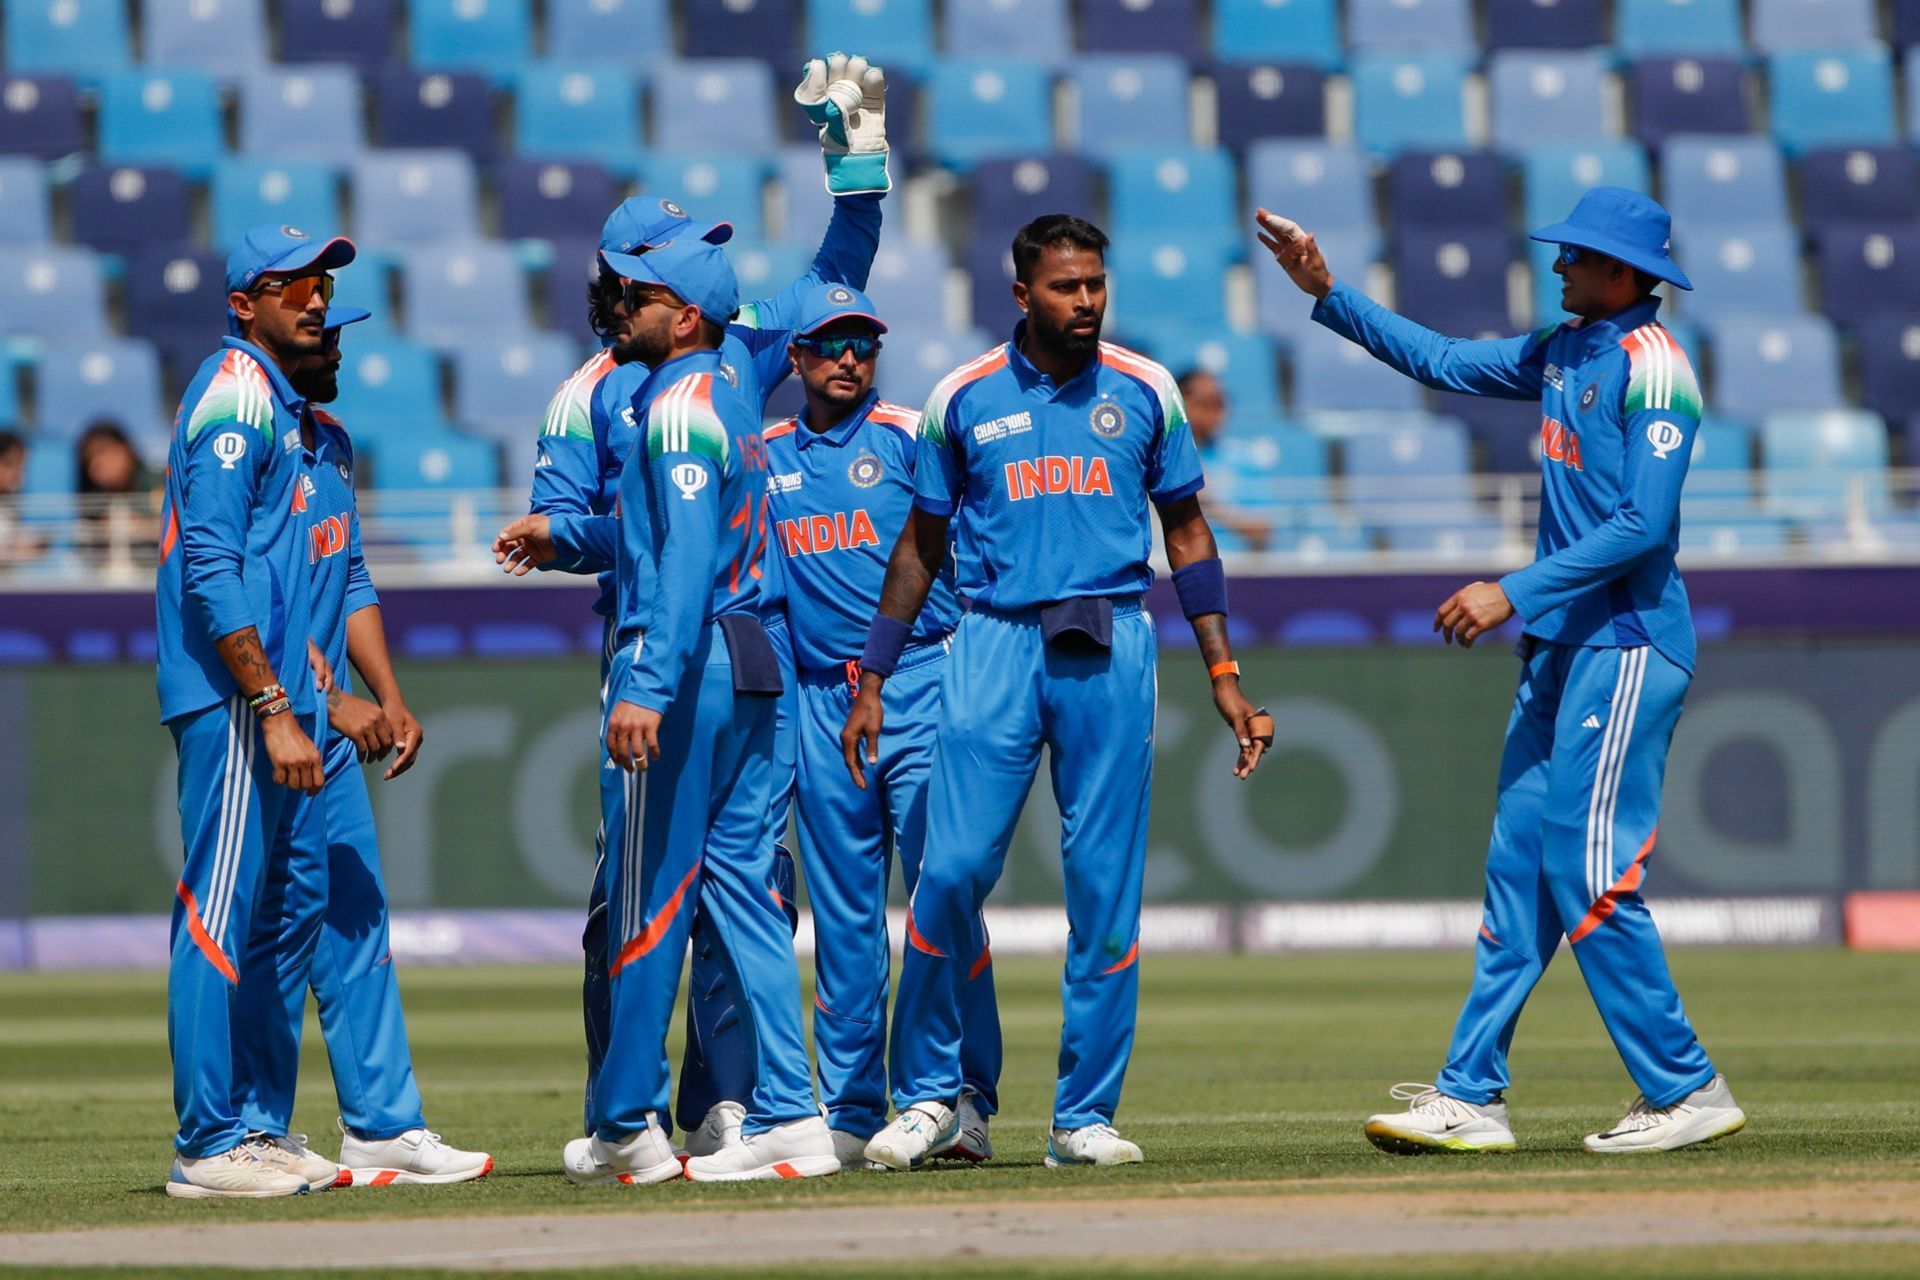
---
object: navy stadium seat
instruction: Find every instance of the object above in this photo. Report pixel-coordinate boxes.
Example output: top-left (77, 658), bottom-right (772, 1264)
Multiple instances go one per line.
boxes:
top-left (0, 77), bottom-right (85, 160)
top-left (1485, 0), bottom-right (1606, 49)
top-left (1488, 51), bottom-right (1613, 155)
top-left (5, 0), bottom-right (131, 80)
top-left (69, 166), bottom-right (190, 256)
top-left (1253, 225), bottom-right (1379, 349)
top-left (1751, 0), bottom-right (1876, 52)
top-left (1767, 47), bottom-right (1896, 156)
top-left (374, 71), bottom-right (496, 162)
top-left (145, 0), bottom-right (267, 76)
top-left (1854, 321), bottom-right (1920, 428)
top-left (0, 159), bottom-right (51, 242)
top-left (97, 72), bottom-right (222, 176)
top-left (497, 161), bottom-right (619, 243)
top-left (1068, 55), bottom-right (1191, 157)
top-left (1436, 391), bottom-right (1541, 474)
top-left (35, 338), bottom-right (163, 438)
top-left (1706, 315), bottom-right (1842, 419)
top-left (1615, 0), bottom-right (1744, 59)
top-left (650, 61), bottom-right (778, 153)
top-left (400, 241), bottom-right (531, 349)
top-left (1392, 229), bottom-right (1513, 337)
top-left (1816, 229), bottom-right (1920, 328)
top-left (1386, 151), bottom-right (1505, 235)
top-left (1080, 0), bottom-right (1200, 57)
top-left (453, 335), bottom-right (583, 442)
top-left (944, 0), bottom-right (1070, 66)
top-left (409, 0), bottom-right (532, 82)
top-left (1629, 56), bottom-right (1749, 150)
top-left (1350, 54), bottom-right (1471, 156)
top-left (547, 0), bottom-right (672, 62)
top-left (1349, 0), bottom-right (1472, 55)
top-left (1662, 136), bottom-right (1787, 230)
top-left (1106, 147), bottom-right (1238, 240)
top-left (1210, 62), bottom-right (1326, 151)
top-left (211, 160), bottom-right (340, 253)
top-left (969, 154), bottom-right (1096, 239)
top-left (1520, 141), bottom-right (1649, 230)
top-left (928, 61), bottom-right (1054, 168)
top-left (124, 246), bottom-right (226, 373)
top-left (1799, 147), bottom-right (1920, 242)
top-left (353, 151), bottom-right (480, 244)
top-left (1896, 0), bottom-right (1920, 48)
top-left (861, 237), bottom-right (955, 331)
top-left (514, 64), bottom-right (644, 173)
top-left (237, 68), bottom-right (365, 164)
top-left (280, 0), bottom-right (399, 69)
top-left (683, 0), bottom-right (802, 66)
top-left (1210, 0), bottom-right (1340, 69)
top-left (1287, 325), bottom-right (1423, 414)
top-left (964, 236), bottom-right (1021, 335)
top-left (803, 0), bottom-right (935, 77)
top-left (0, 246), bottom-right (106, 338)
top-left (645, 153), bottom-right (771, 244)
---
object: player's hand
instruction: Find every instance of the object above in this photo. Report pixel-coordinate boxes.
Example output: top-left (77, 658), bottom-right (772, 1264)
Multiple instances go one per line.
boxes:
top-left (1254, 208), bottom-right (1335, 301)
top-left (308, 641), bottom-right (333, 694)
top-left (493, 514), bottom-right (557, 576)
top-left (607, 702), bottom-right (663, 772)
top-left (795, 52), bottom-right (890, 196)
top-left (328, 691), bottom-right (395, 764)
top-left (382, 699), bottom-right (424, 780)
top-left (1211, 675), bottom-right (1273, 779)
top-left (1434, 581), bottom-right (1515, 649)
top-left (840, 677), bottom-right (886, 791)
top-left (261, 713), bottom-right (325, 796)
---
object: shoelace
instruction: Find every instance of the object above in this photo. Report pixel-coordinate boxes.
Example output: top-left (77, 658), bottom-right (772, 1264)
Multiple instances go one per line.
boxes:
top-left (1387, 1082), bottom-right (1484, 1123)
top-left (1075, 1123), bottom-right (1123, 1145)
top-left (1610, 1095), bottom-right (1681, 1133)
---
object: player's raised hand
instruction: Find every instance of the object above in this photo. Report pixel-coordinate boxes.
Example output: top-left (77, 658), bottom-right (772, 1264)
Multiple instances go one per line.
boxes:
top-left (493, 514), bottom-right (557, 576)
top-left (1211, 677), bottom-right (1275, 779)
top-left (795, 52), bottom-right (890, 195)
top-left (1434, 581), bottom-right (1516, 649)
top-left (607, 702), bottom-right (663, 773)
top-left (328, 691), bottom-right (396, 764)
top-left (1254, 207), bottom-right (1335, 301)
top-left (840, 679), bottom-right (885, 790)
top-left (382, 700), bottom-right (424, 780)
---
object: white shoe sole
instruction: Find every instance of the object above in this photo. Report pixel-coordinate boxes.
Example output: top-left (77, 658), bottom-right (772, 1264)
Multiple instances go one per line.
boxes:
top-left (344, 1155), bottom-right (494, 1186)
top-left (166, 1179), bottom-right (310, 1199)
top-left (1044, 1146), bottom-right (1144, 1168)
top-left (1365, 1119), bottom-right (1517, 1155)
top-left (564, 1157), bottom-right (683, 1186)
top-left (685, 1154), bottom-right (841, 1182)
top-left (1584, 1107), bottom-right (1747, 1153)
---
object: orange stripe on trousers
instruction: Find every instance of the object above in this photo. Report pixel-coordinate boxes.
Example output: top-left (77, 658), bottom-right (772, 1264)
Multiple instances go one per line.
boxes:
top-left (1100, 940), bottom-right (1140, 976)
top-left (610, 862), bottom-right (702, 976)
top-left (176, 881), bottom-right (237, 984)
top-left (1569, 829), bottom-right (1658, 944)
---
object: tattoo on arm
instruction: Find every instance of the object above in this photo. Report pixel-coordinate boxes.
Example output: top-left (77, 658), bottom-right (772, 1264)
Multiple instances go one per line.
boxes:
top-left (875, 510), bottom-right (948, 623)
top-left (1191, 612), bottom-right (1233, 669)
top-left (327, 688), bottom-right (343, 709)
top-left (215, 626), bottom-right (279, 696)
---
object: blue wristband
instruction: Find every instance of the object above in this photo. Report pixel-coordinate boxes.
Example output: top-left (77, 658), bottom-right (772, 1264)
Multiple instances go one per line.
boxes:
top-left (1171, 557), bottom-right (1229, 620)
top-left (858, 614), bottom-right (913, 678)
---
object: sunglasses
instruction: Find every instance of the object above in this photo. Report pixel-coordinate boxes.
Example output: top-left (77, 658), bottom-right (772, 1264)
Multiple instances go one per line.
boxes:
top-left (254, 273), bottom-right (335, 309)
top-left (621, 280), bottom-right (682, 313)
top-left (796, 334), bottom-right (882, 361)
top-left (1557, 245), bottom-right (1590, 267)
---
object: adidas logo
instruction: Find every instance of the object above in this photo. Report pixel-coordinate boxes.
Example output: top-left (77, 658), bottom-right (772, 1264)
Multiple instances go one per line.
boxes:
top-left (1582, 715), bottom-right (1604, 729)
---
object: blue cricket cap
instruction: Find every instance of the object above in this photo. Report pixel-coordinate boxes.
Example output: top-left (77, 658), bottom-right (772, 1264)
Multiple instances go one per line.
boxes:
top-left (598, 196), bottom-right (734, 257)
top-left (226, 223), bottom-right (356, 295)
top-left (1530, 187), bottom-right (1692, 291)
top-left (601, 229), bottom-right (740, 326)
top-left (324, 305), bottom-right (372, 334)
top-left (793, 282), bottom-right (888, 336)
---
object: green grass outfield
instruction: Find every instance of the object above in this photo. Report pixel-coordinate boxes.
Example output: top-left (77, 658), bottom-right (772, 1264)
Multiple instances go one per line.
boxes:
top-left (3, 948), bottom-right (1918, 1274)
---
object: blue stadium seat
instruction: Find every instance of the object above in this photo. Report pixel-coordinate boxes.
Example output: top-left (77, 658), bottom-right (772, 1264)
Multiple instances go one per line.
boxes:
top-left (34, 338), bottom-right (162, 438)
top-left (1287, 324), bottom-right (1423, 414)
top-left (727, 240), bottom-right (814, 313)
top-left (124, 246), bottom-right (225, 373)
top-left (97, 72), bottom-right (222, 177)
top-left (856, 237), bottom-right (954, 331)
top-left (649, 60), bottom-right (777, 153)
top-left (970, 154), bottom-right (1096, 239)
top-left (1253, 226), bottom-right (1379, 348)
top-left (1080, 0), bottom-right (1199, 57)
top-left (774, 146), bottom-right (832, 247)
top-left (1386, 151), bottom-right (1505, 235)
top-left (0, 77), bottom-right (85, 160)
top-left (1520, 141), bottom-right (1649, 230)
top-left (409, 0), bottom-right (532, 82)
top-left (1342, 418), bottom-right (1476, 530)
top-left (1068, 56), bottom-right (1191, 157)
top-left (1489, 52), bottom-right (1613, 156)
top-left (541, 235), bottom-right (602, 346)
top-left (211, 160), bottom-right (340, 253)
top-left (1211, 62), bottom-right (1326, 152)
top-left (928, 61), bottom-right (1054, 168)
top-left (1662, 136), bottom-right (1787, 230)
top-left (1209, 0), bottom-right (1340, 69)
top-left (1486, 0), bottom-right (1605, 49)
top-left (1138, 330), bottom-right (1282, 423)
top-left (1615, 0), bottom-right (1744, 59)
top-left (1669, 223), bottom-right (1803, 323)
top-left (400, 241), bottom-right (530, 349)
top-left (0, 159), bottom-right (52, 242)
top-left (5, 0), bottom-right (130, 80)
top-left (964, 235), bottom-right (1020, 335)
top-left (1853, 321), bottom-right (1920, 430)
top-left (1109, 237), bottom-right (1232, 330)
top-left (1908, 48), bottom-right (1920, 142)
top-left (1629, 56), bottom-right (1749, 150)
top-left (1245, 142), bottom-right (1374, 235)
top-left (803, 0), bottom-right (933, 76)
top-left (874, 324), bottom-right (996, 407)
top-left (353, 151), bottom-right (479, 244)
top-left (453, 335), bottom-right (583, 442)
top-left (547, 0), bottom-right (672, 62)
top-left (944, 0), bottom-right (1069, 66)
top-left (514, 65), bottom-right (643, 173)
top-left (333, 336), bottom-right (447, 438)
top-left (1706, 315), bottom-right (1842, 419)
top-left (1437, 390), bottom-right (1540, 473)
top-left (645, 153), bottom-right (770, 244)
top-left (370, 430), bottom-right (501, 491)
top-left (497, 160), bottom-right (618, 242)
top-left (1393, 229), bottom-right (1513, 336)
top-left (1350, 54), bottom-right (1470, 156)
top-left (70, 166), bottom-right (190, 256)
top-left (1679, 517), bottom-right (1792, 562)
top-left (1817, 229), bottom-right (1920, 328)
top-left (683, 0), bottom-right (801, 66)
top-left (1214, 430), bottom-right (1329, 509)
top-left (1348, 0), bottom-right (1472, 55)
top-left (237, 67), bottom-right (365, 164)
top-left (145, 0), bottom-right (266, 76)
top-left (1800, 147), bottom-right (1920, 243)
top-left (374, 71), bottom-right (495, 162)
top-left (1106, 147), bottom-right (1238, 240)
top-left (0, 361), bottom-right (20, 429)
top-left (1897, 0), bottom-right (1920, 48)
top-left (1751, 0), bottom-right (1876, 52)
top-left (0, 246), bottom-right (105, 338)
top-left (280, 0), bottom-right (399, 69)
top-left (1760, 409), bottom-right (1890, 520)
top-left (1767, 47), bottom-right (1896, 156)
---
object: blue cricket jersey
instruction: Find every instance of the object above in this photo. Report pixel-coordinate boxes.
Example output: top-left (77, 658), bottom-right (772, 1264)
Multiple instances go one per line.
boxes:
top-left (912, 330), bottom-right (1205, 610)
top-left (306, 409), bottom-right (379, 696)
top-left (765, 392), bottom-right (961, 670)
top-left (1312, 282), bottom-right (1702, 672)
top-left (156, 339), bottom-right (319, 723)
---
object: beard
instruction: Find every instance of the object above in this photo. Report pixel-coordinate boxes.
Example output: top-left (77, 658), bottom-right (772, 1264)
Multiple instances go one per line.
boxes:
top-left (1029, 306), bottom-right (1102, 358)
top-left (290, 362), bottom-right (340, 404)
top-left (622, 313), bottom-right (676, 369)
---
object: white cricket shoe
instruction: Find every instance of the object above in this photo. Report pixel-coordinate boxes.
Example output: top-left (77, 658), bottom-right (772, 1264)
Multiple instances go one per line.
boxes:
top-left (682, 1101), bottom-right (745, 1159)
top-left (248, 1132), bottom-right (348, 1189)
top-left (685, 1115), bottom-right (840, 1181)
top-left (938, 1088), bottom-right (992, 1163)
top-left (831, 1127), bottom-right (885, 1171)
top-left (562, 1122), bottom-right (683, 1186)
top-left (166, 1144), bottom-right (311, 1199)
top-left (864, 1101), bottom-right (959, 1172)
top-left (1045, 1123), bottom-right (1144, 1168)
top-left (1365, 1083), bottom-right (1516, 1154)
top-left (339, 1123), bottom-right (493, 1186)
top-left (1584, 1075), bottom-right (1746, 1153)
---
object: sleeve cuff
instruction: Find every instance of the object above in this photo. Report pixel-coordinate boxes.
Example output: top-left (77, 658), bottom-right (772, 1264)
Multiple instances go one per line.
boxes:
top-left (1151, 476), bottom-right (1206, 506)
top-left (1498, 569), bottom-right (1539, 622)
top-left (345, 588), bottom-right (380, 615)
top-left (912, 494), bottom-right (955, 517)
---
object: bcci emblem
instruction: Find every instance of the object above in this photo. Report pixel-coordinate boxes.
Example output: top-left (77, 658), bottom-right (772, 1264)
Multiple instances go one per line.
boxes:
top-left (828, 286), bottom-right (855, 305)
top-left (1090, 401), bottom-right (1126, 438)
top-left (281, 225), bottom-right (308, 239)
top-left (337, 462), bottom-right (352, 484)
top-left (660, 199), bottom-right (686, 218)
top-left (718, 362), bottom-right (740, 388)
top-left (1579, 384), bottom-right (1598, 413)
top-left (848, 453), bottom-right (883, 488)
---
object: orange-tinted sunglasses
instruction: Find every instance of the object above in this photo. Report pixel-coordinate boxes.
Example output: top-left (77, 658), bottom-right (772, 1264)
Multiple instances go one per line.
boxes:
top-left (253, 273), bottom-right (335, 309)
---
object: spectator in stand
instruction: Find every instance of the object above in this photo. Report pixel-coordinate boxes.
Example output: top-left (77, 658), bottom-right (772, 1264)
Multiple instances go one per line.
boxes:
top-left (0, 429), bottom-right (44, 566)
top-left (1177, 369), bottom-right (1273, 552)
top-left (75, 420), bottom-right (161, 567)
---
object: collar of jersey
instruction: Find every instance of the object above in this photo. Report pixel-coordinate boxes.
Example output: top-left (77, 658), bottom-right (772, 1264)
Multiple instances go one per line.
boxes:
top-left (1566, 295), bottom-right (1665, 347)
top-left (219, 336), bottom-right (307, 413)
top-left (797, 390), bottom-right (879, 450)
top-left (646, 347), bottom-right (723, 386)
top-left (308, 411), bottom-right (350, 463)
top-left (1006, 321), bottom-right (1101, 395)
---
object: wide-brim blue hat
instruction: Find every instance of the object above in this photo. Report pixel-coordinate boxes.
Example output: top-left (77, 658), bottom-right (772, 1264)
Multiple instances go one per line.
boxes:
top-left (1530, 186), bottom-right (1692, 291)
top-left (602, 229), bottom-right (739, 326)
top-left (226, 224), bottom-right (357, 294)
top-left (794, 282), bottom-right (888, 336)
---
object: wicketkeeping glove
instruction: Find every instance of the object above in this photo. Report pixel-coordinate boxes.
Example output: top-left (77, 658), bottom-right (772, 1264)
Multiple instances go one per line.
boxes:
top-left (795, 52), bottom-right (890, 197)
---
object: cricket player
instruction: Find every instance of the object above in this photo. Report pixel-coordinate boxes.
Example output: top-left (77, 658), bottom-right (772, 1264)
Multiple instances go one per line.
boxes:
top-left (155, 225), bottom-right (347, 1197)
top-left (491, 53), bottom-right (890, 1152)
top-left (851, 215), bottom-right (1274, 1171)
top-left (764, 283), bottom-right (1003, 1170)
top-left (1255, 189), bottom-right (1746, 1153)
top-left (561, 233), bottom-right (837, 1184)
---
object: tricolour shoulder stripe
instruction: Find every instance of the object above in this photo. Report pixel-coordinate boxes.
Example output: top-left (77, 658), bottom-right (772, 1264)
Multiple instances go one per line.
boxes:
top-left (186, 349), bottom-right (275, 442)
top-left (1621, 323), bottom-right (1702, 419)
top-left (868, 401), bottom-right (920, 430)
top-left (764, 418), bottom-right (798, 440)
top-left (1099, 340), bottom-right (1190, 436)
top-left (647, 371), bottom-right (729, 467)
top-left (920, 344), bottom-right (1010, 447)
top-left (542, 351), bottom-right (614, 441)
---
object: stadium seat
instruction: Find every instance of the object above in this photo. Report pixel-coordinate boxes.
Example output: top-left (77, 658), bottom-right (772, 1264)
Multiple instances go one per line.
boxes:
top-left (453, 335), bottom-right (583, 442)
top-left (1760, 409), bottom-right (1891, 520)
top-left (0, 77), bottom-right (85, 161)
top-left (541, 235), bottom-right (603, 346)
top-left (1436, 390), bottom-right (1540, 474)
top-left (1629, 56), bottom-right (1750, 150)
top-left (1520, 141), bottom-right (1649, 230)
top-left (69, 166), bottom-right (190, 256)
top-left (1392, 228), bottom-right (1513, 337)
top-left (374, 71), bottom-right (496, 162)
top-left (1705, 315), bottom-right (1842, 419)
top-left (369, 430), bottom-right (501, 494)
top-left (1067, 56), bottom-right (1191, 157)
top-left (1488, 52), bottom-right (1613, 156)
top-left (1668, 223), bottom-right (1802, 324)
top-left (514, 65), bottom-right (643, 173)
top-left (727, 240), bottom-right (815, 312)
top-left (1614, 0), bottom-right (1744, 59)
top-left (927, 60), bottom-right (1054, 168)
top-left (97, 72), bottom-right (222, 177)
top-left (1386, 151), bottom-right (1504, 236)
top-left (0, 159), bottom-right (50, 243)
top-left (1662, 136), bottom-right (1787, 230)
top-left (237, 68), bottom-right (365, 165)
top-left (1209, 0), bottom-right (1339, 68)
top-left (353, 151), bottom-right (480, 245)
top-left (969, 154), bottom-right (1096, 240)
top-left (861, 238), bottom-right (956, 331)
top-left (874, 324), bottom-right (996, 407)
top-left (0, 246), bottom-right (105, 338)
top-left (123, 246), bottom-right (225, 373)
top-left (1852, 321), bottom-right (1920, 431)
top-left (1485, 0), bottom-right (1605, 49)
top-left (1750, 0), bottom-right (1876, 52)
top-left (1342, 418), bottom-right (1477, 530)
top-left (683, 0), bottom-right (801, 66)
top-left (1106, 147), bottom-right (1238, 240)
top-left (410, 0), bottom-right (531, 82)
top-left (944, 0), bottom-right (1070, 66)
top-left (773, 146), bottom-right (834, 247)
top-left (1136, 329), bottom-right (1282, 423)
top-left (333, 336), bottom-right (447, 438)
top-left (1800, 147), bottom-right (1920, 243)
top-left (803, 0), bottom-right (934, 76)
top-left (399, 241), bottom-right (531, 350)
top-left (1211, 62), bottom-right (1326, 152)
top-left (4, 0), bottom-right (131, 80)
top-left (497, 161), bottom-right (619, 243)
top-left (645, 153), bottom-right (771, 245)
top-left (1287, 325), bottom-right (1423, 414)
top-left (1766, 47), bottom-right (1896, 156)
top-left (1080, 0), bottom-right (1199, 57)
top-left (280, 0), bottom-right (399, 69)
top-left (1350, 55), bottom-right (1471, 156)
top-left (1245, 142), bottom-right (1374, 237)
top-left (1816, 229), bottom-right (1920, 329)
top-left (210, 160), bottom-right (340, 253)
top-left (1348, 0), bottom-right (1472, 55)
top-left (34, 338), bottom-right (163, 438)
top-left (1907, 48), bottom-right (1920, 143)
top-left (145, 0), bottom-right (267, 76)
top-left (649, 60), bottom-right (777, 153)
top-left (1109, 237), bottom-right (1233, 330)
top-left (963, 236), bottom-right (1020, 335)
top-left (1897, 0), bottom-right (1920, 48)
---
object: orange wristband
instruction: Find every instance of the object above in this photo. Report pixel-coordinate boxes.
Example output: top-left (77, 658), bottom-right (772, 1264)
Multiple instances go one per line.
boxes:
top-left (1208, 660), bottom-right (1240, 680)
